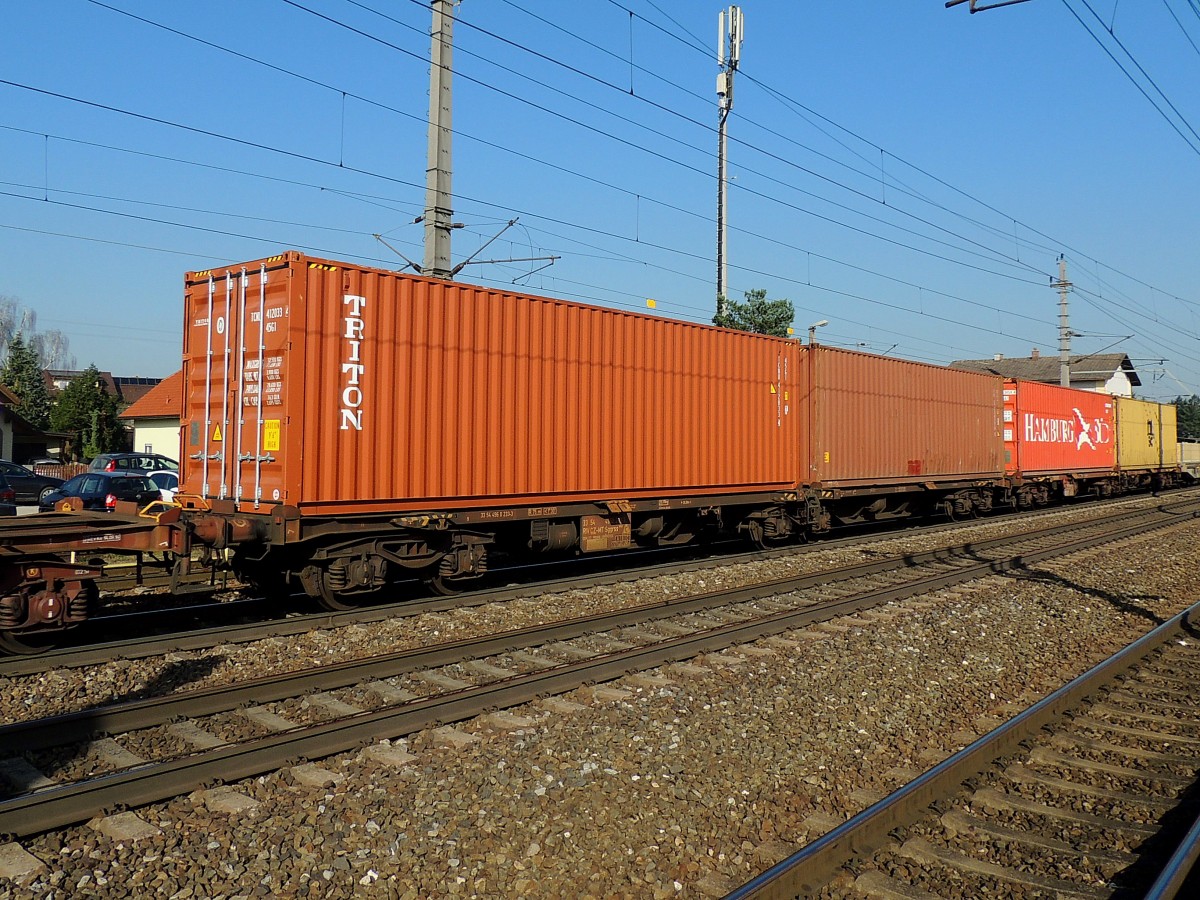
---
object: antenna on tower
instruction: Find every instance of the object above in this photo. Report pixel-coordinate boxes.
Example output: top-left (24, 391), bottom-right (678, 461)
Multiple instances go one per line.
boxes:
top-left (945, 0), bottom-right (1033, 12)
top-left (716, 6), bottom-right (743, 320)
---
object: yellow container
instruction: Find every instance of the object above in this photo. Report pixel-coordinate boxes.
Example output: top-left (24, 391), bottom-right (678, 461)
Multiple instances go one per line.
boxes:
top-left (1115, 397), bottom-right (1179, 470)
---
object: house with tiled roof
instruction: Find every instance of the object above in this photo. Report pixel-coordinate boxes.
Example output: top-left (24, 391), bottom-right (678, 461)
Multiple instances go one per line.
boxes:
top-left (43, 370), bottom-right (162, 406)
top-left (0, 383), bottom-right (72, 463)
top-left (118, 370), bottom-right (182, 460)
top-left (949, 351), bottom-right (1140, 397)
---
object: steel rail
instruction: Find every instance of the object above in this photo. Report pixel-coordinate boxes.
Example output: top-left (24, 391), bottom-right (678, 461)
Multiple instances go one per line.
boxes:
top-left (5, 496), bottom-right (1192, 677)
top-left (724, 599), bottom-right (1200, 900)
top-left (1145, 809), bottom-right (1200, 900)
top-left (3, 504), bottom-right (1190, 753)
top-left (0, 509), bottom-right (1190, 838)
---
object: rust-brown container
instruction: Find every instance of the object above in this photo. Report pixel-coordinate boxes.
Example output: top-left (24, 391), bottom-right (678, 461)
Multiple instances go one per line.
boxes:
top-left (803, 345), bottom-right (1005, 487)
top-left (179, 252), bottom-right (803, 515)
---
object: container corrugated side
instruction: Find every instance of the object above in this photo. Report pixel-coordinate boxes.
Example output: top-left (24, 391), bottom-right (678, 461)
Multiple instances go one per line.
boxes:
top-left (804, 346), bottom-right (1004, 487)
top-left (1003, 380), bottom-right (1115, 475)
top-left (1161, 404), bottom-right (1180, 467)
top-left (182, 253), bottom-right (803, 515)
top-left (1180, 440), bottom-right (1200, 476)
top-left (1115, 397), bottom-right (1174, 470)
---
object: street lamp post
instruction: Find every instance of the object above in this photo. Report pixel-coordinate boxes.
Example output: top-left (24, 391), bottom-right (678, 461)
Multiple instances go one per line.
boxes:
top-left (808, 319), bottom-right (828, 345)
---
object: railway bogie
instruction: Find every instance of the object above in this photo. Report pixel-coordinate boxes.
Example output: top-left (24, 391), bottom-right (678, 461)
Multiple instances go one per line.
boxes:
top-left (0, 557), bottom-right (101, 652)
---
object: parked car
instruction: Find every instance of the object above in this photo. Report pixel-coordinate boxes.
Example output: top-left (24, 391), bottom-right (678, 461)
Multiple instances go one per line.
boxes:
top-left (88, 453), bottom-right (179, 474)
top-left (146, 470), bottom-right (179, 502)
top-left (38, 472), bottom-right (162, 512)
top-left (0, 460), bottom-right (65, 504)
top-left (0, 473), bottom-right (16, 516)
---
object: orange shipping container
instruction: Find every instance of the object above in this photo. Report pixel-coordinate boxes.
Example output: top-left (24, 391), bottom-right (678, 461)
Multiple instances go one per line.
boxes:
top-left (179, 253), bottom-right (803, 515)
top-left (803, 346), bottom-right (1005, 487)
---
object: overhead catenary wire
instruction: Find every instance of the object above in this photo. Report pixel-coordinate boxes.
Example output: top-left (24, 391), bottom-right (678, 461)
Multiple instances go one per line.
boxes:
top-left (2, 2), bottom-right (1195, 389)
top-left (1061, 0), bottom-right (1200, 158)
top-left (75, 0), bottom-right (1200, 316)
top-left (78, 0), bottom-right (1061, 292)
top-left (1161, 0), bottom-right (1200, 59)
top-left (582, 0), bottom-right (1200, 311)
top-left (289, 0), bottom-right (1060, 285)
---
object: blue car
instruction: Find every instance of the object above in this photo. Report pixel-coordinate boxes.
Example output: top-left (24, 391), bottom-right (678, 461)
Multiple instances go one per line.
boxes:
top-left (38, 472), bottom-right (161, 512)
top-left (0, 460), bottom-right (64, 504)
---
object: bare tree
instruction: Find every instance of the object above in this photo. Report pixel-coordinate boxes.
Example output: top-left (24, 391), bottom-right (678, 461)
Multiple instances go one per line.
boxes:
top-left (0, 295), bottom-right (20, 354)
top-left (28, 330), bottom-right (76, 370)
top-left (0, 294), bottom-right (75, 369)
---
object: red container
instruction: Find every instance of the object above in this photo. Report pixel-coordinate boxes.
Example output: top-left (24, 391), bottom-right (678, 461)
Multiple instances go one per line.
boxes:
top-left (804, 346), bottom-right (1005, 488)
top-left (1003, 380), bottom-right (1115, 476)
top-left (179, 253), bottom-right (803, 515)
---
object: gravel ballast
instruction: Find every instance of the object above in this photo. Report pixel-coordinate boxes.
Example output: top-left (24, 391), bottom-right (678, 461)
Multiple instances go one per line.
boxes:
top-left (1, 510), bottom-right (1197, 898)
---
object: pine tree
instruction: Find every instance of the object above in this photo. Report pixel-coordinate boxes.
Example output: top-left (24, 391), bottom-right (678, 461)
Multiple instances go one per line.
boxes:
top-left (0, 333), bottom-right (52, 429)
top-left (1175, 395), bottom-right (1200, 441)
top-left (49, 365), bottom-right (123, 460)
top-left (713, 288), bottom-right (795, 337)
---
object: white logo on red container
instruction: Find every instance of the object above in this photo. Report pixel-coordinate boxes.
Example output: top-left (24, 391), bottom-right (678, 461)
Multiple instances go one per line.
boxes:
top-left (1073, 408), bottom-right (1096, 450)
top-left (1022, 409), bottom-right (1111, 451)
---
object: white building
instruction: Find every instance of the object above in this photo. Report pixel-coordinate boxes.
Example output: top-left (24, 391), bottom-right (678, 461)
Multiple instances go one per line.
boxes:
top-left (118, 371), bottom-right (182, 461)
top-left (949, 351), bottom-right (1140, 397)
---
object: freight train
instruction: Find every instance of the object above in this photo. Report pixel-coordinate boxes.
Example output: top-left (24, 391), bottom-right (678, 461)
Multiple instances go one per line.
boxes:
top-left (0, 251), bottom-right (1186, 651)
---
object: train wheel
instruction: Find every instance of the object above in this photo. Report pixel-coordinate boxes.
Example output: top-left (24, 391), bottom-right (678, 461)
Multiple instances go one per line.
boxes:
top-left (316, 576), bottom-right (364, 612)
top-left (424, 573), bottom-right (463, 596)
top-left (0, 629), bottom-right (63, 655)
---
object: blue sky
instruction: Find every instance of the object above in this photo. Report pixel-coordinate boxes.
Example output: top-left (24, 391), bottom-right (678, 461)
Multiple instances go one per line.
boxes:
top-left (2, 0), bottom-right (1198, 399)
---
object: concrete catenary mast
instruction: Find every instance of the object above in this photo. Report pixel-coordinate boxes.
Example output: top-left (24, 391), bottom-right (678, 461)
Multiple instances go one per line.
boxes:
top-left (1053, 255), bottom-right (1072, 386)
top-left (716, 6), bottom-right (743, 318)
top-left (424, 0), bottom-right (456, 279)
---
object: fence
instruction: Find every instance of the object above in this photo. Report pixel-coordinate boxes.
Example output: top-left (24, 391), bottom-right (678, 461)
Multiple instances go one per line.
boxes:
top-left (32, 463), bottom-right (88, 480)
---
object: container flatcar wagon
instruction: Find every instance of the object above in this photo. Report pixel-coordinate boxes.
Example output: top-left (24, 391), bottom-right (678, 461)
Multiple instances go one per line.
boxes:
top-left (178, 252), bottom-right (803, 601)
top-left (800, 346), bottom-right (1005, 526)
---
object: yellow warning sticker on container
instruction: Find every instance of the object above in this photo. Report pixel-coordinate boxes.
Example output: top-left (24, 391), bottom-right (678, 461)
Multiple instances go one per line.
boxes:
top-left (263, 420), bottom-right (281, 452)
top-left (212, 425), bottom-right (223, 442)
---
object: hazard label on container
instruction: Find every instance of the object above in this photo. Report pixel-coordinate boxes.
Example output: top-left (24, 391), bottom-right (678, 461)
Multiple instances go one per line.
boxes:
top-left (212, 425), bottom-right (223, 442)
top-left (263, 420), bottom-right (281, 452)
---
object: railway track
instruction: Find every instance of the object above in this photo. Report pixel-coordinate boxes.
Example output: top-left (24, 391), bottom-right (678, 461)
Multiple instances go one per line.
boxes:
top-left (726, 602), bottom-right (1200, 900)
top-left (1, 497), bottom-right (1194, 839)
top-left (5, 492), bottom-right (1195, 676)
